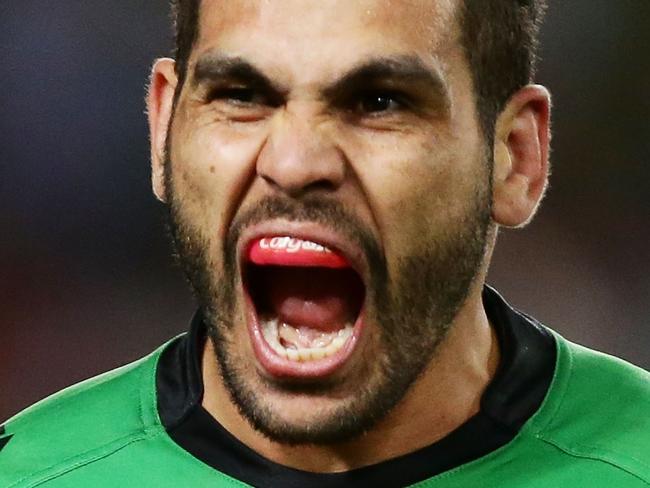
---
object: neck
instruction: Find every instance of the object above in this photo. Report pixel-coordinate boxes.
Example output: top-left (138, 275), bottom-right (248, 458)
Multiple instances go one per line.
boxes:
top-left (202, 284), bottom-right (499, 472)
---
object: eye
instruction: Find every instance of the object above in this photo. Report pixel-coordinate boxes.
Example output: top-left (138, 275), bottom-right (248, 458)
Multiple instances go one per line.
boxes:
top-left (210, 87), bottom-right (259, 105)
top-left (356, 91), bottom-right (406, 114)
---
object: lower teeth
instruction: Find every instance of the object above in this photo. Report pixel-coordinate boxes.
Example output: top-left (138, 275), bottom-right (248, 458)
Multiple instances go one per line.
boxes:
top-left (261, 318), bottom-right (353, 362)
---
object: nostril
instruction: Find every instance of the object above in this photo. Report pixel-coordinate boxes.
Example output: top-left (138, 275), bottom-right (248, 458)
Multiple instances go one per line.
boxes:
top-left (261, 174), bottom-right (338, 197)
top-left (302, 178), bottom-right (338, 194)
top-left (261, 173), bottom-right (278, 187)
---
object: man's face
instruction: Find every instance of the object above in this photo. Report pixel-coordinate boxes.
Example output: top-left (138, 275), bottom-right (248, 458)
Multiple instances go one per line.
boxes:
top-left (165, 0), bottom-right (491, 444)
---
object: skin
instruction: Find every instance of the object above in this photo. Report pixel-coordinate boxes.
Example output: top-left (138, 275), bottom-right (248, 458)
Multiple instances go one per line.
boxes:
top-left (147, 0), bottom-right (550, 473)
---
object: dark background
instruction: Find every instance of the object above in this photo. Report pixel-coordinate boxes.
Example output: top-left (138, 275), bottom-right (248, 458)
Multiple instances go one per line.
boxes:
top-left (2, 1), bottom-right (649, 421)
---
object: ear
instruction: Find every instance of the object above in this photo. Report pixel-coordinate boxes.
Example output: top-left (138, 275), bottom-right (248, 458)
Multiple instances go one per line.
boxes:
top-left (491, 85), bottom-right (551, 227)
top-left (146, 58), bottom-right (178, 203)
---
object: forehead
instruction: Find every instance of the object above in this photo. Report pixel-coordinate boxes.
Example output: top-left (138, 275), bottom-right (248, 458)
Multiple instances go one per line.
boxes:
top-left (193, 0), bottom-right (461, 83)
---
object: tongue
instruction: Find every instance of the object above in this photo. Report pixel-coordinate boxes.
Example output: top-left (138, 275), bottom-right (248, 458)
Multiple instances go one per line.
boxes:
top-left (249, 237), bottom-right (361, 332)
top-left (266, 267), bottom-right (361, 332)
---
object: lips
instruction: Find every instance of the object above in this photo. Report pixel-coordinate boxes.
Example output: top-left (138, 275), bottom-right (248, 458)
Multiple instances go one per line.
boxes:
top-left (240, 230), bottom-right (367, 379)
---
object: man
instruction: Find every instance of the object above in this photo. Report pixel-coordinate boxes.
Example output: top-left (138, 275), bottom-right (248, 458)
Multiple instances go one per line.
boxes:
top-left (1, 0), bottom-right (648, 486)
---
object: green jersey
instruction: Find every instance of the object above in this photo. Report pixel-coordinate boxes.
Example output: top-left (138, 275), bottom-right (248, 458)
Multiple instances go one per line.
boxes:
top-left (1, 287), bottom-right (648, 487)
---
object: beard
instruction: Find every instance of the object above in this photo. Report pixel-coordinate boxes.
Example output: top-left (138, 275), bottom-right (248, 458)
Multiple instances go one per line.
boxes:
top-left (164, 153), bottom-right (492, 445)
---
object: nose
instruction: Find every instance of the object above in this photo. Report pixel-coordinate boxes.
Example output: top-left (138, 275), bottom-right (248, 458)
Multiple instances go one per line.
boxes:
top-left (257, 107), bottom-right (346, 197)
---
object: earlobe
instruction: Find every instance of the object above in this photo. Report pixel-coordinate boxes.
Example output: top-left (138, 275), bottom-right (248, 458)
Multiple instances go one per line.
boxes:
top-left (491, 85), bottom-right (551, 227)
top-left (146, 58), bottom-right (178, 203)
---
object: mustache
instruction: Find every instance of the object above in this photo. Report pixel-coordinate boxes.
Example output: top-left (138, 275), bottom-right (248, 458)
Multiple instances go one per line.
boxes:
top-left (223, 195), bottom-right (386, 281)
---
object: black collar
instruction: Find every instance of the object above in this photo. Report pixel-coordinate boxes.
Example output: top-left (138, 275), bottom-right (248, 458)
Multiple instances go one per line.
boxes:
top-left (157, 286), bottom-right (556, 487)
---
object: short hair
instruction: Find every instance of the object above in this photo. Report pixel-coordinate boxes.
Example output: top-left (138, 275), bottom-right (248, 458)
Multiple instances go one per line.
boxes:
top-left (170, 0), bottom-right (547, 142)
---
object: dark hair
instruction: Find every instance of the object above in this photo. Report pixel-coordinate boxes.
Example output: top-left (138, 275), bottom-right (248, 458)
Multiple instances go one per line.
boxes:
top-left (170, 0), bottom-right (200, 91)
top-left (170, 0), bottom-right (547, 141)
top-left (459, 1), bottom-right (547, 142)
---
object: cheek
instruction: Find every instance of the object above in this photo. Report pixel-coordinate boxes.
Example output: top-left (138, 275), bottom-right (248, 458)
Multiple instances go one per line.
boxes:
top-left (345, 130), bottom-right (484, 261)
top-left (170, 120), bottom-right (268, 241)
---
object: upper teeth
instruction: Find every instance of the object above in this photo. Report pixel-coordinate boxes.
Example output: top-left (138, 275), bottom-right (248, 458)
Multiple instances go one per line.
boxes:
top-left (261, 318), bottom-right (353, 362)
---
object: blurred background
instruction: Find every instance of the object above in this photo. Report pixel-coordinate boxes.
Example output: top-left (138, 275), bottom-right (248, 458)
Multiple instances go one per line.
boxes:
top-left (1, 1), bottom-right (648, 421)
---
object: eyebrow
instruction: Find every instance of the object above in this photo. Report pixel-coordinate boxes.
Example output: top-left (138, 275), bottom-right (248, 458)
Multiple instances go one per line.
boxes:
top-left (191, 51), bottom-right (449, 108)
top-left (192, 52), bottom-right (283, 93)
top-left (323, 55), bottom-right (450, 104)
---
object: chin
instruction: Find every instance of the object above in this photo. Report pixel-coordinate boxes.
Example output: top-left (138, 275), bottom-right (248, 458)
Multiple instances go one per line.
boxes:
top-left (206, 295), bottom-right (390, 445)
top-left (172, 195), bottom-right (491, 445)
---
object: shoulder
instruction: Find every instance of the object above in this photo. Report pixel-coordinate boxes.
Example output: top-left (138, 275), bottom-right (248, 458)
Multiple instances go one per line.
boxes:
top-left (0, 340), bottom-right (174, 488)
top-left (528, 332), bottom-right (650, 485)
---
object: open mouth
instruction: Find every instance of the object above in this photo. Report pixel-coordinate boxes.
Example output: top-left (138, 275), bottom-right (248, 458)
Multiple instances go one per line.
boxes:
top-left (242, 236), bottom-right (366, 378)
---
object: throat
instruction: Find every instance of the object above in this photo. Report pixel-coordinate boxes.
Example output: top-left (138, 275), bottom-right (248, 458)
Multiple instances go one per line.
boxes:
top-left (249, 265), bottom-right (364, 333)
